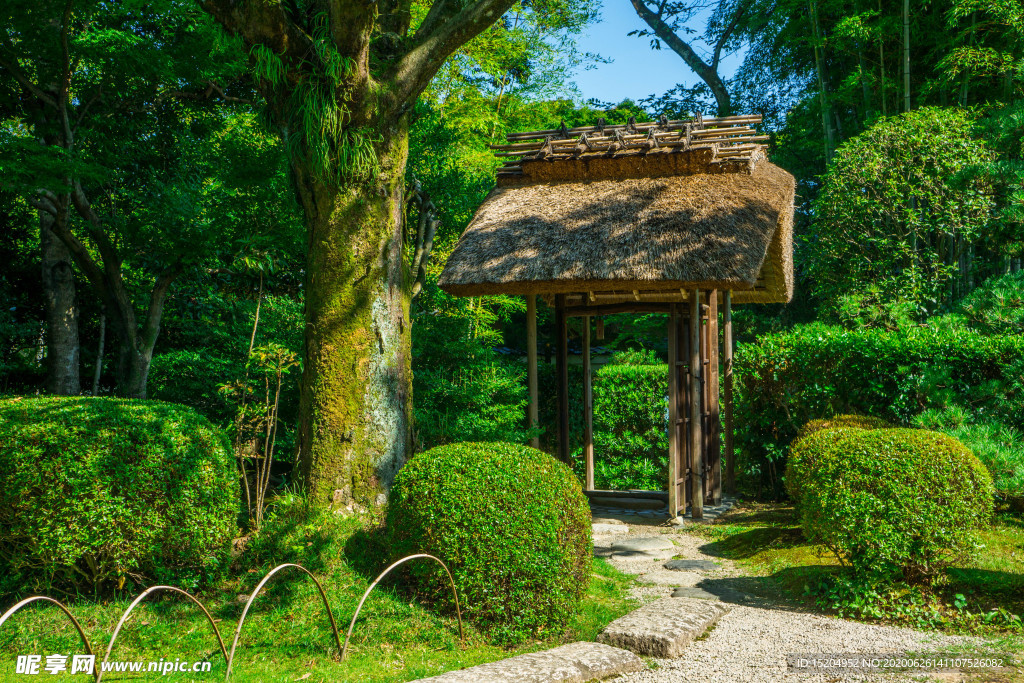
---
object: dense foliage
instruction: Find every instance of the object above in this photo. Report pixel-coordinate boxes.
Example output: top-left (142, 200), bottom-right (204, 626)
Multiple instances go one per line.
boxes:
top-left (789, 425), bottom-right (994, 583)
top-left (734, 323), bottom-right (1024, 495)
top-left (387, 442), bottom-right (591, 643)
top-left (808, 108), bottom-right (996, 316)
top-left (0, 397), bottom-right (238, 598)
top-left (572, 362), bottom-right (668, 491)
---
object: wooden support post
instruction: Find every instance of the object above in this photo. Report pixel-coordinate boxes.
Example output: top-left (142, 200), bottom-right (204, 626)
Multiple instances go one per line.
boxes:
top-left (689, 289), bottom-right (704, 519)
top-left (527, 295), bottom-right (539, 449)
top-left (667, 304), bottom-right (679, 517)
top-left (583, 315), bottom-right (594, 490)
top-left (555, 294), bottom-right (570, 464)
top-left (709, 290), bottom-right (721, 504)
top-left (724, 291), bottom-right (735, 494)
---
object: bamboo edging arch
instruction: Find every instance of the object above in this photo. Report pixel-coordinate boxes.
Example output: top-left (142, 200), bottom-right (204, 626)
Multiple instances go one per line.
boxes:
top-left (0, 555), bottom-right (464, 682)
top-left (0, 596), bottom-right (98, 682)
top-left (341, 553), bottom-right (464, 660)
top-left (98, 585), bottom-right (228, 683)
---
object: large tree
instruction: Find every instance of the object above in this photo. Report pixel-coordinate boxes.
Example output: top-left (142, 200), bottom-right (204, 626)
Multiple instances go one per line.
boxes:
top-left (197, 0), bottom-right (536, 503)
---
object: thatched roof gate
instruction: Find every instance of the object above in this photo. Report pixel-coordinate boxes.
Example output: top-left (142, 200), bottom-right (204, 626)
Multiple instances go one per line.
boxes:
top-left (439, 114), bottom-right (796, 519)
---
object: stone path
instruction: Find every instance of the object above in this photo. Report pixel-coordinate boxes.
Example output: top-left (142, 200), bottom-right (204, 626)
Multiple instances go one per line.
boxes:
top-left (591, 512), bottom-right (983, 683)
top-left (413, 642), bottom-right (644, 682)
top-left (589, 496), bottom-right (737, 522)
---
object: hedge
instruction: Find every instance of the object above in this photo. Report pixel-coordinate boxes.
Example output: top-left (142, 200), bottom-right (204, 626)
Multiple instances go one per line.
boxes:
top-left (734, 323), bottom-right (1024, 494)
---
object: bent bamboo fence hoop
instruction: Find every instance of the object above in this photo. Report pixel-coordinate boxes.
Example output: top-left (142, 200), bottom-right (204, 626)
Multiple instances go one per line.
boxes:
top-left (340, 553), bottom-right (463, 661)
top-left (97, 585), bottom-right (228, 683)
top-left (0, 596), bottom-right (98, 682)
top-left (224, 563), bottom-right (343, 682)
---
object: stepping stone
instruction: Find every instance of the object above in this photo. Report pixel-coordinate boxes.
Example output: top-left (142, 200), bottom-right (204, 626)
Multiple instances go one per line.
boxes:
top-left (598, 597), bottom-right (730, 658)
top-left (611, 536), bottom-right (675, 553)
top-left (411, 641), bottom-right (645, 682)
top-left (671, 586), bottom-right (721, 600)
top-left (665, 559), bottom-right (721, 571)
top-left (592, 523), bottom-right (629, 535)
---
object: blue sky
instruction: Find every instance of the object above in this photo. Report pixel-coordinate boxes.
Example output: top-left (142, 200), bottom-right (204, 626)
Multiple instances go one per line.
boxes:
top-left (570, 1), bottom-right (744, 106)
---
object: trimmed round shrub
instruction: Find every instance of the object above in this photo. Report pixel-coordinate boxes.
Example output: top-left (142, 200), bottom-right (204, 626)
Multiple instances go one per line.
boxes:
top-left (791, 427), bottom-right (994, 583)
top-left (787, 414), bottom-right (893, 503)
top-left (387, 442), bottom-right (591, 643)
top-left (0, 396), bottom-right (238, 597)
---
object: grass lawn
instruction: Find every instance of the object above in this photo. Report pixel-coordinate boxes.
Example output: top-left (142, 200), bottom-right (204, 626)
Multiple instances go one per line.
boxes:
top-left (694, 503), bottom-right (1024, 633)
top-left (0, 498), bottom-right (637, 682)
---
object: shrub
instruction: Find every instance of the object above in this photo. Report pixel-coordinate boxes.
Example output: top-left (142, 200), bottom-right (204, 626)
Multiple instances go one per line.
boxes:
top-left (791, 427), bottom-right (994, 583)
top-left (387, 442), bottom-right (591, 643)
top-left (0, 396), bottom-right (238, 597)
top-left (786, 415), bottom-right (893, 503)
top-left (734, 323), bottom-right (1024, 494)
top-left (807, 107), bottom-right (995, 315)
top-left (572, 362), bottom-right (667, 491)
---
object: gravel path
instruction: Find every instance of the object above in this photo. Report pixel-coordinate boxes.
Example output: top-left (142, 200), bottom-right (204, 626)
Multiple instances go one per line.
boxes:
top-left (592, 514), bottom-right (981, 683)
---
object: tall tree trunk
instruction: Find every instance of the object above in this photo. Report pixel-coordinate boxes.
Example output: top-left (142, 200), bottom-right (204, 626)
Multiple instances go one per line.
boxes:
top-left (293, 125), bottom-right (413, 505)
top-left (903, 0), bottom-right (911, 112)
top-left (879, 0), bottom-right (887, 116)
top-left (809, 0), bottom-right (834, 158)
top-left (40, 208), bottom-right (81, 395)
top-left (91, 311), bottom-right (105, 395)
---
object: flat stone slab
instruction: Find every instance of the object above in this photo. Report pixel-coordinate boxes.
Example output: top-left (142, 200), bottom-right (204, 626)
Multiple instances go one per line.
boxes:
top-left (611, 536), bottom-right (675, 553)
top-left (665, 559), bottom-right (721, 571)
top-left (598, 597), bottom-right (730, 658)
top-left (671, 586), bottom-right (721, 600)
top-left (592, 523), bottom-right (630, 535)
top-left (411, 641), bottom-right (645, 682)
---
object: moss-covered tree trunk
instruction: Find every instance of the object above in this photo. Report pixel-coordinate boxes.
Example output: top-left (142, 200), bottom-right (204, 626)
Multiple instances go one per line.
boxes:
top-left (200, 0), bottom-right (518, 505)
top-left (293, 127), bottom-right (413, 503)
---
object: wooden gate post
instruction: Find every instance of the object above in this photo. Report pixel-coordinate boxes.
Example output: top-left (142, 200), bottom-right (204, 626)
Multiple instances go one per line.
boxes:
top-left (667, 304), bottom-right (679, 517)
top-left (724, 290), bottom-right (735, 494)
top-left (555, 294), bottom-right (569, 464)
top-left (583, 315), bottom-right (594, 490)
top-left (527, 295), bottom-right (539, 449)
top-left (689, 289), bottom-right (704, 519)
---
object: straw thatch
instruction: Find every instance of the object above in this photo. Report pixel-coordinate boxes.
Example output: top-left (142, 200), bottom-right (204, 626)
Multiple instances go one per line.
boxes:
top-left (439, 155), bottom-right (795, 304)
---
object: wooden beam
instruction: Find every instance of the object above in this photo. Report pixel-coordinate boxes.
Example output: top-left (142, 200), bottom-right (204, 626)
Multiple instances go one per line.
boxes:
top-left (667, 304), bottom-right (679, 517)
top-left (724, 290), bottom-right (735, 495)
top-left (556, 294), bottom-right (570, 464)
top-left (526, 295), bottom-right (539, 449)
top-left (689, 289), bottom-right (704, 520)
top-left (566, 303), bottom-right (672, 317)
top-left (583, 316), bottom-right (594, 491)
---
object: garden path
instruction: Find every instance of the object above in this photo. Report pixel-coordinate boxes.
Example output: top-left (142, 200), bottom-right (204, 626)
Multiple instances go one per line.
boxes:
top-left (592, 514), bottom-right (987, 683)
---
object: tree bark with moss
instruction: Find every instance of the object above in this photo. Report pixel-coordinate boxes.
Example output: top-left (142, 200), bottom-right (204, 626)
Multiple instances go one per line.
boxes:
top-left (199, 0), bottom-right (516, 504)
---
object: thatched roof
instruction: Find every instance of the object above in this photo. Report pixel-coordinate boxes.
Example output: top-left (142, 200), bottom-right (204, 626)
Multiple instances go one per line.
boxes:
top-left (439, 151), bottom-right (795, 304)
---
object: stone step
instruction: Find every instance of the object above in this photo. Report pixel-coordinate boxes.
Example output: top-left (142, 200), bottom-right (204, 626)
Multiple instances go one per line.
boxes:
top-left (598, 597), bottom-right (730, 658)
top-left (411, 641), bottom-right (645, 682)
top-left (592, 522), bottom-right (630, 535)
top-left (664, 559), bottom-right (721, 571)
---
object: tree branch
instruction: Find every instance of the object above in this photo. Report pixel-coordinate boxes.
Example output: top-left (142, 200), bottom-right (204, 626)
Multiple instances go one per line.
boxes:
top-left (0, 56), bottom-right (58, 108)
top-left (712, 0), bottom-right (748, 70)
top-left (391, 0), bottom-right (519, 110)
top-left (629, 0), bottom-right (732, 114)
top-left (141, 262), bottom-right (182, 353)
top-left (195, 0), bottom-right (312, 61)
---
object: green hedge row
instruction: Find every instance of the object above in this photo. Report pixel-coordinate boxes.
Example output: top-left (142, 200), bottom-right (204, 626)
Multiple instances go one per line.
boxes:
top-left (734, 323), bottom-right (1024, 494)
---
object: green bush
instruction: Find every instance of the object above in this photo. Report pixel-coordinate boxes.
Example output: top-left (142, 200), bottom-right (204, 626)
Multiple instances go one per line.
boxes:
top-left (954, 271), bottom-right (1024, 336)
top-left (734, 323), bottom-right (1024, 494)
top-left (0, 396), bottom-right (238, 597)
top-left (791, 427), bottom-right (994, 583)
top-left (387, 442), bottom-right (591, 643)
top-left (572, 362), bottom-right (667, 491)
top-left (786, 415), bottom-right (893, 503)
